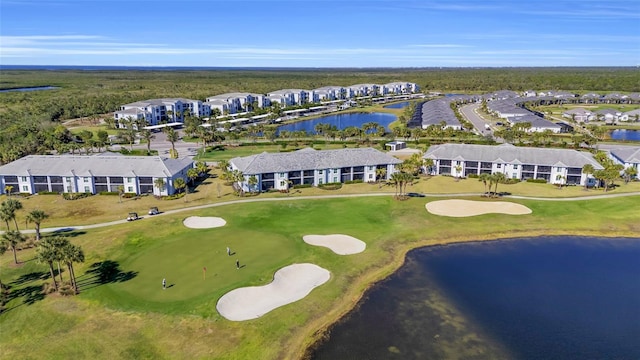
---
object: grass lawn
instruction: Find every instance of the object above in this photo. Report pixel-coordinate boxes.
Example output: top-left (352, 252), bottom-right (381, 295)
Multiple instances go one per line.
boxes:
top-left (1, 193), bottom-right (639, 359)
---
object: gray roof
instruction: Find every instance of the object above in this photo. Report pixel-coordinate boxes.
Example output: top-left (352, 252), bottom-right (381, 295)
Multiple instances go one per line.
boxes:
top-left (424, 143), bottom-right (603, 169)
top-left (230, 148), bottom-right (401, 174)
top-left (508, 115), bottom-right (562, 129)
top-left (609, 147), bottom-right (640, 164)
top-left (0, 155), bottom-right (193, 177)
top-left (421, 98), bottom-right (462, 128)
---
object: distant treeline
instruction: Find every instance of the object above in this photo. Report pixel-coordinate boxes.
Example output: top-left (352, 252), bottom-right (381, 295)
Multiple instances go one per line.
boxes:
top-left (0, 67), bottom-right (638, 164)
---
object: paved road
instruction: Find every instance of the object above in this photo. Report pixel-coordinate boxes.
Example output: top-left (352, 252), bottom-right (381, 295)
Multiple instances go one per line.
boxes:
top-left (460, 103), bottom-right (505, 143)
top-left (10, 191), bottom-right (640, 235)
top-left (460, 103), bottom-right (492, 135)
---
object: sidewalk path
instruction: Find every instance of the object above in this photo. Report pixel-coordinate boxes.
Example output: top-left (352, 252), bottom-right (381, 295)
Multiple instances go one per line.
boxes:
top-left (9, 191), bottom-right (640, 234)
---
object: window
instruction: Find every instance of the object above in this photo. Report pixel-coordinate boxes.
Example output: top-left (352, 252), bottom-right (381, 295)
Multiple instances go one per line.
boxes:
top-left (128, 177), bottom-right (134, 182)
top-left (368, 174), bottom-right (373, 179)
top-left (556, 167), bottom-right (562, 171)
top-left (279, 173), bottom-right (285, 177)
top-left (21, 176), bottom-right (27, 182)
top-left (496, 164), bottom-right (501, 169)
top-left (512, 174), bottom-right (518, 179)
top-left (333, 177), bottom-right (338, 183)
top-left (369, 166), bottom-right (374, 171)
top-left (84, 186), bottom-right (90, 192)
top-left (128, 186), bottom-right (134, 192)
top-left (66, 177), bottom-right (71, 182)
top-left (513, 164), bottom-right (518, 169)
top-left (280, 180), bottom-right (285, 187)
top-left (333, 169), bottom-right (338, 174)
top-left (319, 179), bottom-right (323, 184)
top-left (22, 185), bottom-right (28, 192)
top-left (318, 170), bottom-right (323, 174)
top-left (84, 177), bottom-right (89, 182)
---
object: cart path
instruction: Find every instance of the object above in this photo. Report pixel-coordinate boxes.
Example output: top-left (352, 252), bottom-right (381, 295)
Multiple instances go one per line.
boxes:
top-left (7, 191), bottom-right (640, 234)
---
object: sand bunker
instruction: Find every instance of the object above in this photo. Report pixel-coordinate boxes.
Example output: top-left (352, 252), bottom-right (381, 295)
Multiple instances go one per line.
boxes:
top-left (182, 216), bottom-right (227, 229)
top-left (303, 234), bottom-right (366, 255)
top-left (217, 263), bottom-right (330, 321)
top-left (426, 199), bottom-right (532, 217)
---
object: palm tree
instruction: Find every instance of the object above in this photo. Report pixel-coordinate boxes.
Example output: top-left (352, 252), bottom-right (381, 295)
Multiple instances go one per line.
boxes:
top-left (423, 158), bottom-right (434, 175)
top-left (195, 161), bottom-right (208, 177)
top-left (1, 230), bottom-right (25, 264)
top-left (389, 172), bottom-right (403, 198)
top-left (187, 168), bottom-right (199, 187)
top-left (555, 174), bottom-right (565, 189)
top-left (163, 127), bottom-right (179, 158)
top-left (400, 172), bottom-right (413, 196)
top-left (623, 166), bottom-right (637, 184)
top-left (174, 177), bottom-right (186, 194)
top-left (141, 129), bottom-right (155, 155)
top-left (0, 207), bottom-right (11, 232)
top-left (231, 170), bottom-right (245, 196)
top-left (1, 198), bottom-right (22, 231)
top-left (491, 172), bottom-right (507, 197)
top-left (375, 167), bottom-right (387, 183)
top-left (37, 236), bottom-right (69, 292)
top-left (582, 164), bottom-right (595, 190)
top-left (154, 178), bottom-right (166, 195)
top-left (217, 159), bottom-right (230, 172)
top-left (248, 175), bottom-right (258, 193)
top-left (117, 185), bottom-right (124, 203)
top-left (26, 209), bottom-right (49, 241)
top-left (62, 243), bottom-right (84, 293)
top-left (478, 173), bottom-right (491, 195)
top-left (454, 165), bottom-right (463, 181)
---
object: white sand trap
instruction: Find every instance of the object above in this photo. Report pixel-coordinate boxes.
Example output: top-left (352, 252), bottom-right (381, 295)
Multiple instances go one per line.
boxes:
top-left (426, 199), bottom-right (532, 217)
top-left (182, 216), bottom-right (226, 229)
top-left (303, 234), bottom-right (366, 255)
top-left (217, 263), bottom-right (330, 321)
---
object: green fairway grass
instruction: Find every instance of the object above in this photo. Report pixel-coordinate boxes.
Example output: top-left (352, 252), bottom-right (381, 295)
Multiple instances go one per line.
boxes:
top-left (1, 195), bottom-right (639, 359)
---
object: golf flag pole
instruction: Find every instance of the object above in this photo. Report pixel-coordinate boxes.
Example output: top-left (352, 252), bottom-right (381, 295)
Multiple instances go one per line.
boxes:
top-left (203, 267), bottom-right (206, 280)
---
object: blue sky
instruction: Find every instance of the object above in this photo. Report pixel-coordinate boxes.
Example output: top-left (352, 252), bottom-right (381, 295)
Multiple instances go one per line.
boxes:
top-left (1, 0), bottom-right (639, 67)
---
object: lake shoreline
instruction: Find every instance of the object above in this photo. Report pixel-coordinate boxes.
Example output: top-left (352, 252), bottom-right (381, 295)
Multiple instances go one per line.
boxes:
top-left (294, 229), bottom-right (640, 359)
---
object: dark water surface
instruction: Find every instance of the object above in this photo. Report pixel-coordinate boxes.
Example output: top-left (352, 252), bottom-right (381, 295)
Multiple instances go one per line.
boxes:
top-left (610, 129), bottom-right (640, 141)
top-left (0, 86), bottom-right (59, 92)
top-left (310, 237), bottom-right (640, 360)
top-left (276, 112), bottom-right (396, 134)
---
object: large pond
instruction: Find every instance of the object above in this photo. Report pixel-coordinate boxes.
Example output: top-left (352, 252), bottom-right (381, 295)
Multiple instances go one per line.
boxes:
top-left (0, 86), bottom-right (59, 93)
top-left (310, 236), bottom-right (640, 359)
top-left (610, 129), bottom-right (640, 141)
top-left (276, 112), bottom-right (396, 134)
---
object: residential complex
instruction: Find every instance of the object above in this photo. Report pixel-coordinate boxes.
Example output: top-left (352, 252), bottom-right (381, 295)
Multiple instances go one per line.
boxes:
top-left (0, 155), bottom-right (193, 196)
top-left (609, 147), bottom-right (640, 180)
top-left (423, 143), bottom-right (603, 186)
top-left (114, 98), bottom-right (211, 128)
top-left (228, 147), bottom-right (402, 192)
top-left (115, 82), bottom-right (420, 124)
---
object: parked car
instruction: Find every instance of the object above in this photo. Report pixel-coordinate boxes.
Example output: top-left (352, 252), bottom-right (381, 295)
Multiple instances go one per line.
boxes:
top-left (148, 207), bottom-right (159, 215)
top-left (126, 212), bottom-right (139, 221)
top-left (407, 192), bottom-right (426, 197)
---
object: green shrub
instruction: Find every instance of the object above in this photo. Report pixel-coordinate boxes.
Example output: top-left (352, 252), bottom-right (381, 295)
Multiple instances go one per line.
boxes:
top-left (163, 192), bottom-right (185, 200)
top-left (318, 182), bottom-right (342, 190)
top-left (62, 192), bottom-right (92, 200)
top-left (99, 191), bottom-right (119, 196)
top-left (37, 191), bottom-right (59, 195)
top-left (526, 178), bottom-right (548, 184)
top-left (467, 173), bottom-right (479, 178)
top-left (344, 179), bottom-right (363, 184)
top-left (122, 193), bottom-right (137, 198)
top-left (292, 183), bottom-right (312, 189)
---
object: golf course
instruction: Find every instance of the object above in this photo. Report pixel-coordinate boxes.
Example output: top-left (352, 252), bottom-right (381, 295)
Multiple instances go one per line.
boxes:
top-left (1, 187), bottom-right (639, 359)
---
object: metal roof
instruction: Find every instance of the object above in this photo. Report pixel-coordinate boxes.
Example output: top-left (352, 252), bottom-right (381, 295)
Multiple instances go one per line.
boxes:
top-left (609, 147), bottom-right (640, 164)
top-left (424, 143), bottom-right (603, 169)
top-left (0, 155), bottom-right (193, 177)
top-left (230, 147), bottom-right (402, 174)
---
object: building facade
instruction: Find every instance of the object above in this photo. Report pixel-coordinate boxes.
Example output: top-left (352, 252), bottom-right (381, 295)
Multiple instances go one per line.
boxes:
top-left (0, 155), bottom-right (193, 196)
top-left (609, 147), bottom-right (640, 180)
top-left (228, 147), bottom-right (402, 192)
top-left (424, 143), bottom-right (603, 186)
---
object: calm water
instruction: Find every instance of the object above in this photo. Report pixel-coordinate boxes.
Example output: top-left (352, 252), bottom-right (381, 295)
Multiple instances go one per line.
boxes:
top-left (383, 101), bottom-right (410, 109)
top-left (0, 86), bottom-right (59, 93)
top-left (276, 112), bottom-right (396, 134)
top-left (310, 237), bottom-right (640, 360)
top-left (610, 129), bottom-right (640, 141)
